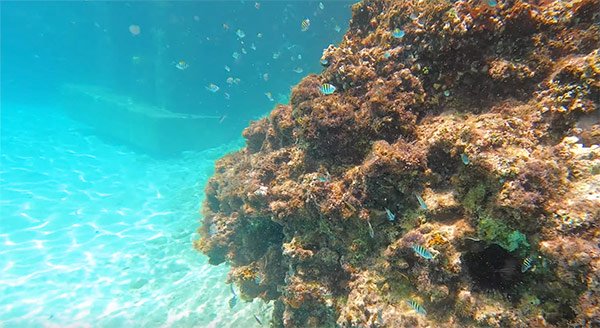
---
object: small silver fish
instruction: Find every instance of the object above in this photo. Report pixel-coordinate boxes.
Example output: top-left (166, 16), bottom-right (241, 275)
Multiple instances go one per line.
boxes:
top-left (385, 207), bottom-right (396, 222)
top-left (228, 284), bottom-right (237, 308)
top-left (392, 28), bottom-right (405, 39)
top-left (367, 220), bottom-right (374, 238)
top-left (253, 314), bottom-right (263, 325)
top-left (320, 83), bottom-right (336, 95)
top-left (301, 18), bottom-right (310, 32)
top-left (228, 296), bottom-right (237, 309)
top-left (206, 83), bottom-right (220, 93)
top-left (521, 256), bottom-right (535, 273)
top-left (412, 244), bottom-right (434, 260)
top-left (415, 193), bottom-right (427, 210)
top-left (460, 153), bottom-right (470, 165)
top-left (406, 299), bottom-right (426, 315)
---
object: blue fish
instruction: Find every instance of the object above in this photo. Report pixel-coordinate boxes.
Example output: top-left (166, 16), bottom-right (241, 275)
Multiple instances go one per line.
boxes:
top-left (228, 284), bottom-right (238, 308)
top-left (392, 28), bottom-right (405, 39)
top-left (487, 0), bottom-right (498, 6)
top-left (320, 83), bottom-right (336, 95)
top-left (521, 256), bottom-right (535, 273)
top-left (406, 299), bottom-right (427, 315)
top-left (460, 153), bottom-right (470, 165)
top-left (415, 193), bottom-right (427, 210)
top-left (385, 207), bottom-right (396, 222)
top-left (228, 296), bottom-right (237, 308)
top-left (383, 51), bottom-right (391, 59)
top-left (412, 244), bottom-right (434, 260)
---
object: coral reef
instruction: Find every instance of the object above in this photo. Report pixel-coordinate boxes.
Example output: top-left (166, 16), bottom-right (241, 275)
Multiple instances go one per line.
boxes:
top-left (195, 0), bottom-right (600, 326)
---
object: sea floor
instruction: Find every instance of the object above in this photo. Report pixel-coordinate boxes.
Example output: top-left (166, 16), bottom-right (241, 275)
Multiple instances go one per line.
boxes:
top-left (0, 104), bottom-right (267, 327)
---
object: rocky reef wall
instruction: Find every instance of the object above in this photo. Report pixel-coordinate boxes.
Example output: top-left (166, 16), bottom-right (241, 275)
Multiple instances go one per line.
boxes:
top-left (195, 0), bottom-right (600, 326)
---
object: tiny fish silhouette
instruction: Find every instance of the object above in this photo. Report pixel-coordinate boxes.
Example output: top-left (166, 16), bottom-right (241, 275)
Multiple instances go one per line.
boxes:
top-left (415, 193), bottom-right (428, 210)
top-left (412, 245), bottom-right (434, 260)
top-left (392, 28), bottom-right (405, 39)
top-left (521, 256), bottom-right (535, 273)
top-left (320, 83), bottom-right (336, 95)
top-left (385, 208), bottom-right (396, 222)
top-left (406, 299), bottom-right (427, 315)
top-left (460, 153), bottom-right (470, 165)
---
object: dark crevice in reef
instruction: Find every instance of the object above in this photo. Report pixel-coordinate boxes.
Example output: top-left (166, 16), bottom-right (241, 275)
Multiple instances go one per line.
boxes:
top-left (462, 243), bottom-right (524, 299)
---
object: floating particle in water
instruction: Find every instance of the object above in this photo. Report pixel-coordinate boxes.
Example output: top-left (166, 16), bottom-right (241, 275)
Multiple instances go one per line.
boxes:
top-left (385, 207), bottom-right (396, 222)
top-left (301, 18), bottom-right (310, 32)
top-left (265, 92), bottom-right (274, 101)
top-left (412, 244), bottom-right (434, 260)
top-left (128, 24), bottom-right (141, 36)
top-left (232, 52), bottom-right (240, 60)
top-left (251, 43), bottom-right (256, 51)
top-left (226, 77), bottom-right (234, 84)
top-left (487, 0), bottom-right (498, 6)
top-left (224, 65), bottom-right (231, 72)
top-left (392, 28), bottom-right (405, 39)
top-left (223, 93), bottom-right (230, 100)
top-left (406, 299), bottom-right (427, 315)
top-left (319, 2), bottom-right (324, 10)
top-left (319, 83), bottom-right (336, 95)
top-left (293, 67), bottom-right (304, 73)
top-left (206, 83), bottom-right (220, 93)
top-left (263, 73), bottom-right (269, 81)
top-left (257, 32), bottom-right (263, 38)
top-left (415, 193), bottom-right (428, 210)
top-left (175, 60), bottom-right (188, 70)
top-left (254, 2), bottom-right (260, 10)
top-left (272, 52), bottom-right (281, 59)
top-left (223, 23), bottom-right (230, 31)
top-left (320, 58), bottom-right (329, 66)
top-left (334, 25), bottom-right (341, 33)
top-left (443, 90), bottom-right (451, 97)
top-left (236, 29), bottom-right (245, 38)
top-left (460, 153), bottom-right (470, 165)
top-left (241, 48), bottom-right (247, 54)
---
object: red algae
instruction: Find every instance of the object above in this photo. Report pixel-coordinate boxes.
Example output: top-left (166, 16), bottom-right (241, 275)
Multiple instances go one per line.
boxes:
top-left (195, 0), bottom-right (600, 326)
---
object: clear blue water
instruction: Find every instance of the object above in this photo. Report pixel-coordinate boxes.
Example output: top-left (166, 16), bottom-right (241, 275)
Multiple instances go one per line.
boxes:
top-left (1, 1), bottom-right (352, 326)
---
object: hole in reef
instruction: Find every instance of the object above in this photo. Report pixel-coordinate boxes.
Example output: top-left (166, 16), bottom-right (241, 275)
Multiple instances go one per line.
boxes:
top-left (462, 243), bottom-right (523, 300)
top-left (427, 143), bottom-right (459, 180)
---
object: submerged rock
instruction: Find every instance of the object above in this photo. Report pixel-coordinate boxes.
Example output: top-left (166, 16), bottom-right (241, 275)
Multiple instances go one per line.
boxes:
top-left (195, 0), bottom-right (600, 326)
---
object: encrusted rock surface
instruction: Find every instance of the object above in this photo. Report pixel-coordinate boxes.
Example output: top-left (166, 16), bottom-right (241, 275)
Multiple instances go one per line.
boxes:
top-left (195, 0), bottom-right (600, 326)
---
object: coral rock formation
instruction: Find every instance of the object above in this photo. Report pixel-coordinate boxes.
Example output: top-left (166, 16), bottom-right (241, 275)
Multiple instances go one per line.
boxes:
top-left (195, 0), bottom-right (600, 326)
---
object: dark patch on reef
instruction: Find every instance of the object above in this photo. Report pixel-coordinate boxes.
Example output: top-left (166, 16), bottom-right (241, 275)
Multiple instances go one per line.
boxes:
top-left (463, 243), bottom-right (523, 296)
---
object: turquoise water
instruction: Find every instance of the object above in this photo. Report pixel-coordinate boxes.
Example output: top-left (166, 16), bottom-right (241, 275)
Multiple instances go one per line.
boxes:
top-left (1, 1), bottom-right (351, 326)
top-left (0, 105), bottom-right (246, 326)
